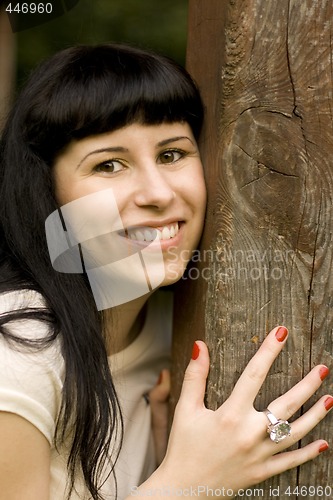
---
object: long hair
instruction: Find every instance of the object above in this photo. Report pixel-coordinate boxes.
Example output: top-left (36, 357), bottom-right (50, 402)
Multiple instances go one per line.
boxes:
top-left (0, 43), bottom-right (204, 499)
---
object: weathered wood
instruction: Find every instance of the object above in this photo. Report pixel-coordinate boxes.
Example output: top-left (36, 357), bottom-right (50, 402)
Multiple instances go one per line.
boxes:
top-left (172, 0), bottom-right (333, 497)
top-left (0, 7), bottom-right (16, 131)
top-left (170, 0), bottom-right (227, 412)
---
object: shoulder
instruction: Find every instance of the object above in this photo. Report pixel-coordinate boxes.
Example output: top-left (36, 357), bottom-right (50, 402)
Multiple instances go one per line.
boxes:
top-left (0, 289), bottom-right (53, 341)
top-left (0, 289), bottom-right (47, 314)
top-left (0, 288), bottom-right (63, 368)
top-left (0, 290), bottom-right (64, 446)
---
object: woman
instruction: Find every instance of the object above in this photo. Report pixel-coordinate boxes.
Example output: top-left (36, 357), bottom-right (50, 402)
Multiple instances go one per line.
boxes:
top-left (0, 43), bottom-right (331, 500)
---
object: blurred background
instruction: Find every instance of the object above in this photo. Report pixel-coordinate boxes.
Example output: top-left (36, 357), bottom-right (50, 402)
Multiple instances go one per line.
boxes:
top-left (0, 0), bottom-right (188, 128)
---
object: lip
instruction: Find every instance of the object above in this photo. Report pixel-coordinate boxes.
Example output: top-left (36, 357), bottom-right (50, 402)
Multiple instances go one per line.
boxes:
top-left (125, 218), bottom-right (184, 230)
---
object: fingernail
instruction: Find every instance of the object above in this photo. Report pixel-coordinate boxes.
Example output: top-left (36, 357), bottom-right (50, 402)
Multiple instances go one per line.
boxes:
top-left (324, 396), bottom-right (333, 411)
top-left (319, 442), bottom-right (329, 453)
top-left (192, 341), bottom-right (200, 360)
top-left (319, 366), bottom-right (330, 381)
top-left (275, 326), bottom-right (288, 342)
top-left (157, 372), bottom-right (163, 385)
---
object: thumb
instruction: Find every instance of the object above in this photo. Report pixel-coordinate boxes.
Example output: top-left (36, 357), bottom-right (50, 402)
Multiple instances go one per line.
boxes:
top-left (177, 341), bottom-right (210, 413)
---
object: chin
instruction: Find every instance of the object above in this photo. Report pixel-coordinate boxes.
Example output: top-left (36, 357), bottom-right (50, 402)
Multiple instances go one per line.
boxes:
top-left (160, 261), bottom-right (188, 287)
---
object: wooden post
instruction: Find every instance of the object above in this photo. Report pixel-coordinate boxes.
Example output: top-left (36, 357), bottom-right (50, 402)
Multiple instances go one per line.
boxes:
top-left (172, 0), bottom-right (333, 496)
top-left (0, 7), bottom-right (16, 131)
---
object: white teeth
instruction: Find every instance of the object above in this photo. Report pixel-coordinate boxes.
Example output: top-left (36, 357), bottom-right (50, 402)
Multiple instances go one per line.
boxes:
top-left (135, 230), bottom-right (145, 241)
top-left (161, 226), bottom-right (171, 239)
top-left (144, 229), bottom-right (155, 242)
top-left (127, 223), bottom-right (180, 241)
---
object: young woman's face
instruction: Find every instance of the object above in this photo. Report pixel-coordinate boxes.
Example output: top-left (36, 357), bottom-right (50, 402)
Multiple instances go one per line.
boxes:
top-left (53, 122), bottom-right (206, 289)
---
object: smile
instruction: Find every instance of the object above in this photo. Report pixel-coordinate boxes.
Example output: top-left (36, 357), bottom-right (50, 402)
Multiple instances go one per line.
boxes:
top-left (126, 222), bottom-right (180, 242)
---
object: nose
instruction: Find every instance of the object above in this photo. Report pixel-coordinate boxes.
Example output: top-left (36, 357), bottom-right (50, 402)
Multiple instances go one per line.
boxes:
top-left (133, 165), bottom-right (176, 209)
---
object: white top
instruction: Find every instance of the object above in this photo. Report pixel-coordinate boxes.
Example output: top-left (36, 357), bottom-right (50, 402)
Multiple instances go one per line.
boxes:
top-left (0, 289), bottom-right (172, 499)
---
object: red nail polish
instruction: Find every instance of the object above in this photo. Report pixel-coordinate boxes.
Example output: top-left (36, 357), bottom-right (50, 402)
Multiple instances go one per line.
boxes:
top-left (192, 341), bottom-right (200, 360)
top-left (319, 366), bottom-right (330, 381)
top-left (275, 326), bottom-right (288, 342)
top-left (324, 396), bottom-right (333, 411)
top-left (319, 442), bottom-right (329, 453)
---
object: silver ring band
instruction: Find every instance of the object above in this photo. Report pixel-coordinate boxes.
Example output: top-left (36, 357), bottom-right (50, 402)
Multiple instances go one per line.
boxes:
top-left (264, 408), bottom-right (291, 443)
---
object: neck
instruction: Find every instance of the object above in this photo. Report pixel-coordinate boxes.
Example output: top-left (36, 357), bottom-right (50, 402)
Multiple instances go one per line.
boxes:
top-left (103, 292), bottom-right (152, 355)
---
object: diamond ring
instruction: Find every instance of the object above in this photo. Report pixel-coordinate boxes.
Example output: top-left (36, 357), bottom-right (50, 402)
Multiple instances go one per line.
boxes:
top-left (264, 409), bottom-right (291, 443)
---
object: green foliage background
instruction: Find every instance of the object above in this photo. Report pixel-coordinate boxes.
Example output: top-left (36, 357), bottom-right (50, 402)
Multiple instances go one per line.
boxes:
top-left (15, 0), bottom-right (188, 86)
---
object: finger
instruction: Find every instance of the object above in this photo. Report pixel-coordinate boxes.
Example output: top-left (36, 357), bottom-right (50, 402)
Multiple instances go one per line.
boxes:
top-left (267, 365), bottom-right (329, 420)
top-left (149, 370), bottom-right (170, 404)
top-left (263, 394), bottom-right (333, 453)
top-left (264, 440), bottom-right (329, 480)
top-left (288, 394), bottom-right (332, 444)
top-left (229, 326), bottom-right (288, 407)
top-left (149, 371), bottom-right (171, 467)
top-left (176, 340), bottom-right (210, 413)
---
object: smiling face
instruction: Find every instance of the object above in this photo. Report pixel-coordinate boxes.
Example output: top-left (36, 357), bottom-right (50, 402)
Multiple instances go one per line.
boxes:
top-left (53, 122), bottom-right (206, 289)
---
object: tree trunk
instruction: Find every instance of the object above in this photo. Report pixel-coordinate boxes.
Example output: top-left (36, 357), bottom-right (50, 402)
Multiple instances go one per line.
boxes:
top-left (0, 7), bottom-right (16, 131)
top-left (172, 0), bottom-right (333, 497)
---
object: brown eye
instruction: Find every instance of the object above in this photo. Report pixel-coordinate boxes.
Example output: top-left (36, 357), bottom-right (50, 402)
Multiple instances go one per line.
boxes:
top-left (158, 150), bottom-right (183, 164)
top-left (95, 160), bottom-right (124, 173)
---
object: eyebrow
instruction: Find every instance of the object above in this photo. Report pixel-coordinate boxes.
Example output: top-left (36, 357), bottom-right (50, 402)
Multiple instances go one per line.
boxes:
top-left (157, 136), bottom-right (194, 147)
top-left (76, 147), bottom-right (128, 170)
top-left (76, 136), bottom-right (194, 169)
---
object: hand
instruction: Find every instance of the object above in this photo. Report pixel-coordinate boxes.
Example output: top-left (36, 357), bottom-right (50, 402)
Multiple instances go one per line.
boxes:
top-left (149, 369), bottom-right (171, 466)
top-left (141, 326), bottom-right (331, 498)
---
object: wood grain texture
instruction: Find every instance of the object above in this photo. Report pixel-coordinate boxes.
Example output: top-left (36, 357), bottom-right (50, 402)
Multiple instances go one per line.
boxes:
top-left (172, 0), bottom-right (333, 496)
top-left (0, 8), bottom-right (16, 131)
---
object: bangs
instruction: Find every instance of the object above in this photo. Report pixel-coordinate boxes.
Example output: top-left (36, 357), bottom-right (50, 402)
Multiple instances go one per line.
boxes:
top-left (24, 45), bottom-right (203, 162)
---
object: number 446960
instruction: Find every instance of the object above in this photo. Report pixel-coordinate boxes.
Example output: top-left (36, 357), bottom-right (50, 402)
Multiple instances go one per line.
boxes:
top-left (5, 3), bottom-right (53, 14)
top-left (284, 485), bottom-right (332, 497)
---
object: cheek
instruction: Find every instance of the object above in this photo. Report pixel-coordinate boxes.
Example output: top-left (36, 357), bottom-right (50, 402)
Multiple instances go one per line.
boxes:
top-left (184, 167), bottom-right (207, 216)
top-left (198, 176), bottom-right (208, 213)
top-left (52, 169), bottom-right (80, 206)
top-left (54, 185), bottom-right (72, 207)
top-left (53, 173), bottom-right (119, 209)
